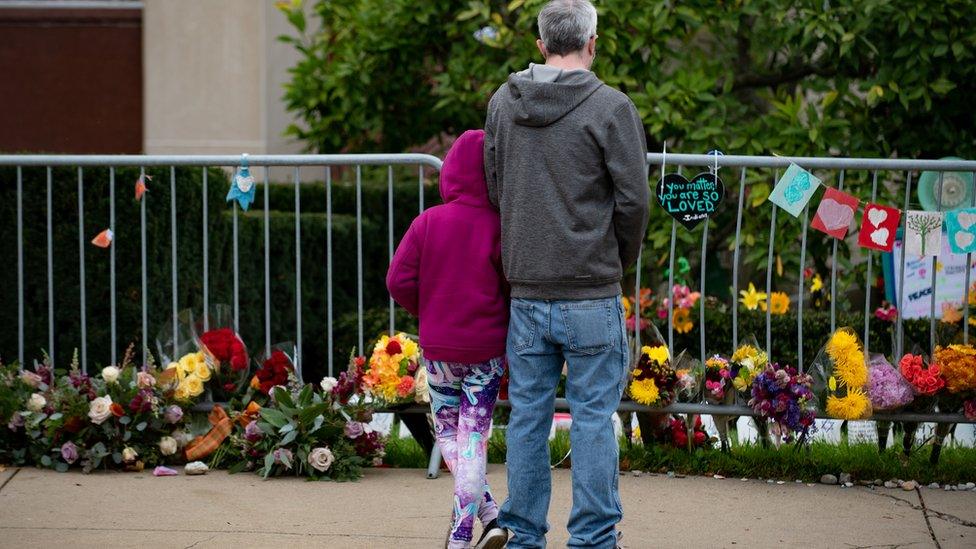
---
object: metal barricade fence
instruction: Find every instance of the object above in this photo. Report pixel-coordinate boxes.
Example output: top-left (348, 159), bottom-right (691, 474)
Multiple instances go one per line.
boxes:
top-left (1, 152), bottom-right (975, 426)
top-left (0, 154), bottom-right (440, 382)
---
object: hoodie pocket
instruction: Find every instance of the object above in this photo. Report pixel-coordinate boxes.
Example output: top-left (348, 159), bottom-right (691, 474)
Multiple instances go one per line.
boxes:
top-left (559, 299), bottom-right (614, 355)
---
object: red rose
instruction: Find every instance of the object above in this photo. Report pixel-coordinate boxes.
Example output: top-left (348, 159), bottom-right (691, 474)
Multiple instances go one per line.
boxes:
top-left (201, 328), bottom-right (249, 372)
top-left (386, 339), bottom-right (403, 356)
top-left (255, 350), bottom-right (293, 395)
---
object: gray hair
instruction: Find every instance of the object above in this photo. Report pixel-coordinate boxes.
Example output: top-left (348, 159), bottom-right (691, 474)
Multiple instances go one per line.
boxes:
top-left (537, 0), bottom-right (598, 56)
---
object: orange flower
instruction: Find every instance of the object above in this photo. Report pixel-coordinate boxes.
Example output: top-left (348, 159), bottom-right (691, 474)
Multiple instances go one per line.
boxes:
top-left (396, 376), bottom-right (415, 398)
top-left (110, 403), bottom-right (125, 418)
top-left (935, 345), bottom-right (976, 393)
top-left (250, 375), bottom-right (261, 391)
top-left (238, 401), bottom-right (262, 427)
top-left (941, 302), bottom-right (963, 324)
top-left (673, 308), bottom-right (693, 334)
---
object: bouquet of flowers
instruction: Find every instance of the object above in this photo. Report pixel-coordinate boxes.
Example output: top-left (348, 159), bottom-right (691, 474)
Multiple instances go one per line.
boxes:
top-left (673, 353), bottom-right (701, 403)
top-left (654, 414), bottom-right (709, 450)
top-left (899, 352), bottom-right (945, 402)
top-left (931, 344), bottom-right (976, 422)
top-left (157, 309), bottom-right (212, 403)
top-left (628, 344), bottom-right (677, 407)
top-left (866, 354), bottom-right (915, 412)
top-left (196, 305), bottom-right (250, 401)
top-left (810, 327), bottom-right (872, 420)
top-left (250, 343), bottom-right (297, 397)
top-left (729, 336), bottom-right (768, 400)
top-left (361, 333), bottom-right (427, 406)
top-left (748, 363), bottom-right (816, 445)
top-left (703, 354), bottom-right (736, 451)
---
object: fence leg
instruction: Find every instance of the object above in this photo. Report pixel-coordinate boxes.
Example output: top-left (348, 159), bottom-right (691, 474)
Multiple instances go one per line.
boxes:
top-left (426, 443), bottom-right (442, 480)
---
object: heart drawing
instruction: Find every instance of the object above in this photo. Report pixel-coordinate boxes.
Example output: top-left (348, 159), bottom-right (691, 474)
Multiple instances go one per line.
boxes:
top-left (958, 212), bottom-right (976, 230)
top-left (867, 208), bottom-right (888, 228)
top-left (870, 228), bottom-right (889, 246)
top-left (956, 231), bottom-right (975, 250)
top-left (818, 199), bottom-right (855, 231)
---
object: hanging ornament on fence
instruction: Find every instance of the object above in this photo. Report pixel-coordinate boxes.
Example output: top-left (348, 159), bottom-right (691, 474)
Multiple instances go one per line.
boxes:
top-left (91, 229), bottom-right (114, 248)
top-left (656, 172), bottom-right (725, 230)
top-left (226, 153), bottom-right (256, 211)
top-left (945, 208), bottom-right (976, 254)
top-left (917, 159), bottom-right (974, 212)
top-left (768, 163), bottom-right (822, 217)
top-left (811, 187), bottom-right (859, 239)
top-left (904, 210), bottom-right (944, 257)
top-left (135, 174), bottom-right (151, 201)
top-left (857, 203), bottom-right (901, 252)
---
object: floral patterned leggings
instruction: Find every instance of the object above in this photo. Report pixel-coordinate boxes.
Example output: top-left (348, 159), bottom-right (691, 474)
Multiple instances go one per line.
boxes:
top-left (425, 356), bottom-right (505, 548)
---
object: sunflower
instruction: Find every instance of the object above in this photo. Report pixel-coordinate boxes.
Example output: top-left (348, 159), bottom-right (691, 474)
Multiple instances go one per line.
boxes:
top-left (763, 292), bottom-right (790, 315)
top-left (629, 378), bottom-right (660, 406)
top-left (825, 389), bottom-right (872, 420)
top-left (673, 308), bottom-right (693, 333)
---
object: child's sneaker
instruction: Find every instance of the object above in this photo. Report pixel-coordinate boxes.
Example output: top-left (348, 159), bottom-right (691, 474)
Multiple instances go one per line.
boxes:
top-left (473, 519), bottom-right (507, 549)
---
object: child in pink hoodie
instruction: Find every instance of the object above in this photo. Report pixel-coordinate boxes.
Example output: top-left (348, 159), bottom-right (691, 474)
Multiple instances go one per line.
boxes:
top-left (387, 129), bottom-right (509, 549)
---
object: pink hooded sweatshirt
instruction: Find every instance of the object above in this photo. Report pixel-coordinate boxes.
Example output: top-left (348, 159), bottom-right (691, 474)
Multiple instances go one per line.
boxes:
top-left (386, 130), bottom-right (509, 363)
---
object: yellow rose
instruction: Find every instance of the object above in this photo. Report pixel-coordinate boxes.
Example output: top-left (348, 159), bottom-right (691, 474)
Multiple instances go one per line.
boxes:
top-left (183, 374), bottom-right (205, 397)
top-left (174, 382), bottom-right (191, 401)
top-left (194, 359), bottom-right (212, 382)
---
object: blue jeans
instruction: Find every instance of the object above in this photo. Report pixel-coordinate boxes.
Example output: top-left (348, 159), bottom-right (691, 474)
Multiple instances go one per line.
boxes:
top-left (498, 296), bottom-right (628, 548)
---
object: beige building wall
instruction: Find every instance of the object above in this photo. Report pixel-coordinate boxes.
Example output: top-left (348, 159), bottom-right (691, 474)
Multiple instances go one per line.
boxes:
top-left (144, 0), bottom-right (308, 178)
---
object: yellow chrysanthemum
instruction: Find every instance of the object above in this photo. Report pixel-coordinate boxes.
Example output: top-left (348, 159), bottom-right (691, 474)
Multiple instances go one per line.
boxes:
top-left (826, 330), bottom-right (867, 388)
top-left (825, 389), bottom-right (872, 420)
top-left (731, 344), bottom-right (760, 364)
top-left (642, 345), bottom-right (670, 366)
top-left (948, 344), bottom-right (976, 356)
top-left (629, 378), bottom-right (660, 406)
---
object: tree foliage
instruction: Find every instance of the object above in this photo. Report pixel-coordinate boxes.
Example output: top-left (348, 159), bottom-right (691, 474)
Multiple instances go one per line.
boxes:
top-left (277, 0), bottom-right (976, 306)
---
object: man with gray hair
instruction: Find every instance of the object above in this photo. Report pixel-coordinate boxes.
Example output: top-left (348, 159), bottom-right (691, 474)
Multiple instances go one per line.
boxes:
top-left (484, 0), bottom-right (649, 547)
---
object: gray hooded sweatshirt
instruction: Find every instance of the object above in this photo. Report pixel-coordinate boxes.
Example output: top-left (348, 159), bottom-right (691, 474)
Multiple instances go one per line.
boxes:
top-left (484, 64), bottom-right (649, 300)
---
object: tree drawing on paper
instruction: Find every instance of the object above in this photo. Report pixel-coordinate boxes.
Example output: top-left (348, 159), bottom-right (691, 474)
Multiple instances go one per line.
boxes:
top-left (907, 214), bottom-right (942, 255)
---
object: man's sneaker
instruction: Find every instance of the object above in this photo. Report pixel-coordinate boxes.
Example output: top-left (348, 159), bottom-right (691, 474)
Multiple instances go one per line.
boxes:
top-left (474, 519), bottom-right (508, 549)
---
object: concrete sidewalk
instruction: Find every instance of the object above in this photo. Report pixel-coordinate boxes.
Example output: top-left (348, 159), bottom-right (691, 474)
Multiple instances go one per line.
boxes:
top-left (0, 464), bottom-right (973, 548)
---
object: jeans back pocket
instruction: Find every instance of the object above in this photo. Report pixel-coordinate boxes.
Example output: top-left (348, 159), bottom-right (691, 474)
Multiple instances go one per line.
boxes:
top-left (559, 299), bottom-right (614, 355)
top-left (509, 300), bottom-right (537, 353)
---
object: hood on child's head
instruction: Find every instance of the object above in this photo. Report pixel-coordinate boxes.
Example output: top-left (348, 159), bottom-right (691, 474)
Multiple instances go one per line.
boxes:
top-left (439, 129), bottom-right (488, 206)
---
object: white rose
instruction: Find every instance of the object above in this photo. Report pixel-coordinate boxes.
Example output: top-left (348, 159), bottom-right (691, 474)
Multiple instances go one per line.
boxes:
top-left (88, 395), bottom-right (113, 424)
top-left (122, 446), bottom-right (138, 462)
top-left (307, 447), bottom-right (335, 473)
top-left (319, 376), bottom-right (338, 393)
top-left (101, 366), bottom-right (121, 384)
top-left (414, 368), bottom-right (430, 404)
top-left (158, 436), bottom-right (178, 456)
top-left (27, 393), bottom-right (46, 412)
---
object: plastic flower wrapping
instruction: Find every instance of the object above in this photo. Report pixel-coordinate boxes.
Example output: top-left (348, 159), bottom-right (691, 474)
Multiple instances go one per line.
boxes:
top-left (156, 309), bottom-right (209, 401)
top-left (748, 363), bottom-right (816, 444)
top-left (865, 354), bottom-right (915, 412)
top-left (361, 333), bottom-right (427, 405)
top-left (810, 327), bottom-right (872, 420)
top-left (729, 336), bottom-right (768, 399)
top-left (195, 305), bottom-right (250, 401)
top-left (703, 354), bottom-right (736, 450)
